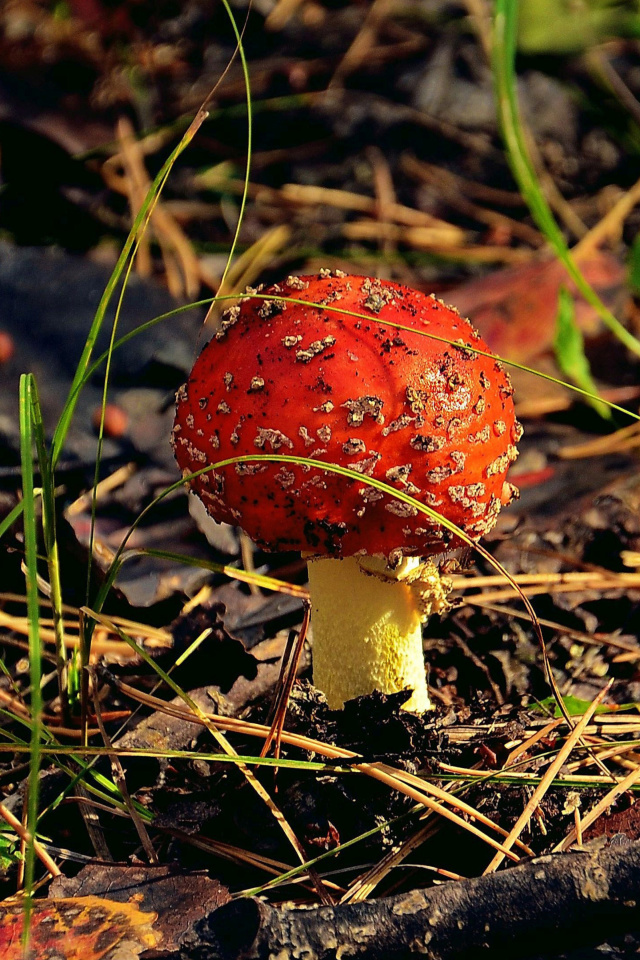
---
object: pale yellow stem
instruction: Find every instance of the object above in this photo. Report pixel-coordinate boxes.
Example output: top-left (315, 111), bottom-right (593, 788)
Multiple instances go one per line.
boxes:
top-left (307, 555), bottom-right (451, 713)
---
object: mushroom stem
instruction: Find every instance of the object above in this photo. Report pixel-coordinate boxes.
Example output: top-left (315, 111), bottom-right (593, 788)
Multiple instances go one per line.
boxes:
top-left (307, 555), bottom-right (451, 713)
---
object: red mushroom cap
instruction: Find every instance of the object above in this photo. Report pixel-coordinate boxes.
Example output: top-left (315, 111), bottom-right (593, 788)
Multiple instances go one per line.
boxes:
top-left (172, 272), bottom-right (521, 560)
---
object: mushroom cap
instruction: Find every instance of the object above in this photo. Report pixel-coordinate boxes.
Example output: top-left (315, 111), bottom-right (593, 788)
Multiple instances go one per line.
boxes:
top-left (172, 272), bottom-right (521, 560)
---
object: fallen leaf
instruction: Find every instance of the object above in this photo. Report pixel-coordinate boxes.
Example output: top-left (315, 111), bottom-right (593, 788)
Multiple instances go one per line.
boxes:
top-left (446, 252), bottom-right (626, 363)
top-left (51, 864), bottom-right (230, 954)
top-left (584, 799), bottom-right (640, 843)
top-left (0, 896), bottom-right (159, 960)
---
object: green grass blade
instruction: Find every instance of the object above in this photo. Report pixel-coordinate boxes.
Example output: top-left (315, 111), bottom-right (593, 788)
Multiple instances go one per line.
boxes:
top-left (493, 0), bottom-right (640, 361)
top-left (0, 499), bottom-right (29, 541)
top-left (71, 113), bottom-right (206, 670)
top-left (50, 110), bottom-right (208, 469)
top-left (18, 374), bottom-right (43, 942)
top-left (117, 546), bottom-right (307, 596)
top-left (215, 0), bottom-right (252, 297)
top-left (56, 298), bottom-right (214, 435)
top-left (0, 740), bottom-right (349, 771)
top-left (241, 815), bottom-right (405, 897)
top-left (83, 607), bottom-right (219, 718)
top-left (0, 708), bottom-right (148, 822)
top-left (28, 379), bottom-right (69, 711)
top-left (554, 287), bottom-right (610, 418)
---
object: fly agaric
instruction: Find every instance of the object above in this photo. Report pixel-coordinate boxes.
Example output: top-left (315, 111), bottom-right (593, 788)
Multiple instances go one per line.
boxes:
top-left (172, 272), bottom-right (521, 712)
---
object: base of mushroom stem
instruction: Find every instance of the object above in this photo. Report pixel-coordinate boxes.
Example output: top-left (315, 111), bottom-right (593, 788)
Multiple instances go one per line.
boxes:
top-left (306, 554), bottom-right (452, 714)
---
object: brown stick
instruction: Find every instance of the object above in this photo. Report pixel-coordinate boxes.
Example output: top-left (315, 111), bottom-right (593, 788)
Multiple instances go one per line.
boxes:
top-left (185, 840), bottom-right (640, 959)
top-left (0, 802), bottom-right (60, 878)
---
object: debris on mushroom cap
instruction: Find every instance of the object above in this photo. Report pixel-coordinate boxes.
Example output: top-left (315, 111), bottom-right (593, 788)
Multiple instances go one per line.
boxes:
top-left (172, 273), bottom-right (521, 560)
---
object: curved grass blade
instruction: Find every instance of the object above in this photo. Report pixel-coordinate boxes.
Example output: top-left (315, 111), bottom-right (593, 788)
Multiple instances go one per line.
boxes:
top-left (81, 4), bottom-right (252, 623)
top-left (53, 0), bottom-right (252, 459)
top-left (71, 293), bottom-right (640, 430)
top-left (85, 452), bottom-right (567, 725)
top-left (493, 0), bottom-right (640, 362)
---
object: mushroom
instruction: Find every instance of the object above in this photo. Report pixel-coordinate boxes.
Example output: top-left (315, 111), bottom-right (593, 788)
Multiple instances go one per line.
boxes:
top-left (172, 272), bottom-right (521, 712)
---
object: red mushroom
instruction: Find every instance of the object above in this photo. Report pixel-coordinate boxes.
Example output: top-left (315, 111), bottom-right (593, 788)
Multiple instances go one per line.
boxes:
top-left (172, 272), bottom-right (521, 712)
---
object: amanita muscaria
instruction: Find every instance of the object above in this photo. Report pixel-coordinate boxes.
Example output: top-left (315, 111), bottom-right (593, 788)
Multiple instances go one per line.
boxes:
top-left (172, 272), bottom-right (521, 712)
